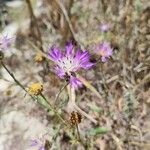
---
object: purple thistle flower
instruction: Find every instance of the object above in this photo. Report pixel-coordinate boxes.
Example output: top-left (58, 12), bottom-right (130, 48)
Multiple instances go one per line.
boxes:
top-left (48, 42), bottom-right (94, 89)
top-left (100, 23), bottom-right (109, 32)
top-left (96, 41), bottom-right (113, 62)
top-left (70, 76), bottom-right (82, 89)
top-left (0, 35), bottom-right (13, 51)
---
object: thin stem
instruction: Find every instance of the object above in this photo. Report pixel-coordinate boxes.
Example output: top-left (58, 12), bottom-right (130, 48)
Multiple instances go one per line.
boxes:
top-left (55, 0), bottom-right (80, 46)
top-left (54, 82), bottom-right (69, 106)
top-left (77, 74), bottom-right (102, 99)
top-left (1, 61), bottom-right (36, 102)
top-left (99, 62), bottom-right (109, 98)
top-left (40, 93), bottom-right (68, 126)
top-left (26, 39), bottom-right (50, 75)
top-left (73, 103), bottom-right (97, 124)
top-left (99, 62), bottom-right (111, 114)
top-left (27, 40), bottom-right (48, 58)
top-left (25, 0), bottom-right (43, 51)
top-left (40, 93), bottom-right (53, 108)
top-left (69, 86), bottom-right (97, 124)
top-left (76, 124), bottom-right (81, 141)
top-left (1, 61), bottom-right (27, 92)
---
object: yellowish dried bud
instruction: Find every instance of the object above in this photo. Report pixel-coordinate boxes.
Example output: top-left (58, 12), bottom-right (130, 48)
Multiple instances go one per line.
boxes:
top-left (34, 53), bottom-right (44, 62)
top-left (27, 82), bottom-right (43, 96)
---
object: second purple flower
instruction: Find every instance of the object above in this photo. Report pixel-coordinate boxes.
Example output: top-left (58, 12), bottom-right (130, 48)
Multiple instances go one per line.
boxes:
top-left (48, 42), bottom-right (94, 89)
top-left (96, 41), bottom-right (113, 62)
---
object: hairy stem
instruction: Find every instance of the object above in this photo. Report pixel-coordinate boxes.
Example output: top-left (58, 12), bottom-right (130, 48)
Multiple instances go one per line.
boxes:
top-left (1, 61), bottom-right (27, 92)
top-left (54, 82), bottom-right (69, 106)
top-left (40, 93), bottom-right (68, 126)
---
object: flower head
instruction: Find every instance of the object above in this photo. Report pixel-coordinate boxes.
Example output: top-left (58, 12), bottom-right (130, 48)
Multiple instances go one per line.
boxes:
top-left (96, 41), bottom-right (113, 62)
top-left (100, 23), bottom-right (109, 32)
top-left (27, 82), bottom-right (43, 96)
top-left (48, 42), bottom-right (94, 89)
top-left (0, 35), bottom-right (13, 51)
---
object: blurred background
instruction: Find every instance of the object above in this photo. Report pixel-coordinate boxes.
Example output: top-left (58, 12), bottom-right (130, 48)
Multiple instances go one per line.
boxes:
top-left (0, 0), bottom-right (150, 150)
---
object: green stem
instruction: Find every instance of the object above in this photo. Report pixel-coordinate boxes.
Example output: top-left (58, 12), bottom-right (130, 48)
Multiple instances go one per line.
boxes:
top-left (54, 82), bottom-right (69, 106)
top-left (1, 61), bottom-right (39, 103)
top-left (1, 61), bottom-right (68, 127)
top-left (40, 93), bottom-right (68, 126)
top-left (99, 62), bottom-right (109, 98)
top-left (1, 61), bottom-right (26, 92)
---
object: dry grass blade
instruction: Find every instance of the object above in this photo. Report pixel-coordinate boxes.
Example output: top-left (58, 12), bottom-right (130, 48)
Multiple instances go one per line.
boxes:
top-left (54, 0), bottom-right (79, 45)
top-left (111, 134), bottom-right (123, 150)
top-left (133, 72), bottom-right (150, 92)
top-left (27, 40), bottom-right (49, 59)
top-left (131, 125), bottom-right (143, 142)
top-left (69, 85), bottom-right (97, 124)
top-left (77, 74), bottom-right (102, 99)
top-left (130, 142), bottom-right (150, 149)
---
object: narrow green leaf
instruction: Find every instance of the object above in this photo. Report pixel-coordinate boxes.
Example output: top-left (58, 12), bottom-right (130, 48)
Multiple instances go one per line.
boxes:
top-left (37, 95), bottom-right (51, 110)
top-left (89, 127), bottom-right (110, 136)
top-left (88, 103), bottom-right (102, 113)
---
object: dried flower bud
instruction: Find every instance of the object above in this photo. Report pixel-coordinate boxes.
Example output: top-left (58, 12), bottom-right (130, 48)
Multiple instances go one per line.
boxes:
top-left (70, 111), bottom-right (82, 126)
top-left (34, 52), bottom-right (44, 62)
top-left (27, 82), bottom-right (43, 96)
